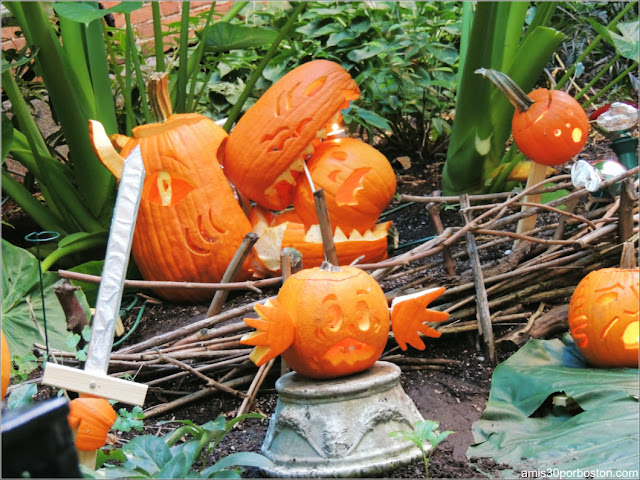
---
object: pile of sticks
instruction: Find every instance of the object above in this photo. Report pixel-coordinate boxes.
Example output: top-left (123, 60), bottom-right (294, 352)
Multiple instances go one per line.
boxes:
top-left (50, 166), bottom-right (637, 417)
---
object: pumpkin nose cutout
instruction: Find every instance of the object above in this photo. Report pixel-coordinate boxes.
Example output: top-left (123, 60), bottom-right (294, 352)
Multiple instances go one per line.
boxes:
top-left (355, 299), bottom-right (371, 331)
top-left (335, 167), bottom-right (371, 206)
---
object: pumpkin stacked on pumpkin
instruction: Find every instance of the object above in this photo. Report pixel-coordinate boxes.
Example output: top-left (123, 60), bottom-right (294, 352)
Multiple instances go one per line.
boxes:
top-left (91, 61), bottom-right (398, 302)
top-left (223, 60), bottom-right (397, 276)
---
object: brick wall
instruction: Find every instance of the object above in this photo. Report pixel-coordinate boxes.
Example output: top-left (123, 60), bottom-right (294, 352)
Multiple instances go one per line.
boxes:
top-left (1, 1), bottom-right (234, 54)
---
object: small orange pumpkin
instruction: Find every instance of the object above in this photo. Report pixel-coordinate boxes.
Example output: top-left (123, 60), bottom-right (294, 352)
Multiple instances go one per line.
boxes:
top-left (67, 397), bottom-right (117, 451)
top-left (1, 330), bottom-right (11, 399)
top-left (222, 60), bottom-right (360, 211)
top-left (91, 76), bottom-right (253, 303)
top-left (249, 206), bottom-right (391, 276)
top-left (241, 264), bottom-right (448, 379)
top-left (512, 89), bottom-right (590, 166)
top-left (568, 267), bottom-right (639, 368)
top-left (292, 138), bottom-right (397, 233)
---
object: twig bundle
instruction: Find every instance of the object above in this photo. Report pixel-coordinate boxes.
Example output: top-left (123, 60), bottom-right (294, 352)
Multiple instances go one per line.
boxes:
top-left (46, 167), bottom-right (638, 416)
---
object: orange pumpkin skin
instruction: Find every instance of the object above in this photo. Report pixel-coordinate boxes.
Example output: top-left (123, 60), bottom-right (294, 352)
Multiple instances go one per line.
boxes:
top-left (293, 138), bottom-right (396, 233)
top-left (119, 114), bottom-right (253, 303)
top-left (512, 89), bottom-right (589, 166)
top-left (222, 60), bottom-right (360, 211)
top-left (569, 268), bottom-right (639, 368)
top-left (1, 330), bottom-right (10, 399)
top-left (278, 266), bottom-right (390, 378)
top-left (67, 397), bottom-right (117, 451)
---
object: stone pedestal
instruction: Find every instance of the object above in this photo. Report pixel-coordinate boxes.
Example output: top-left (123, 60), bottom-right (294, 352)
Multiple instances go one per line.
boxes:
top-left (261, 361), bottom-right (426, 478)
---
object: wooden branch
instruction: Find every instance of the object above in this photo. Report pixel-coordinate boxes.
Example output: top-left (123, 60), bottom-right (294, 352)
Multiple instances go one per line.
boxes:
top-left (57, 269), bottom-right (280, 292)
top-left (460, 195), bottom-right (496, 366)
top-left (313, 189), bottom-right (338, 265)
top-left (426, 192), bottom-right (456, 277)
top-left (143, 374), bottom-right (256, 418)
top-left (157, 351), bottom-right (246, 398)
top-left (237, 358), bottom-right (275, 417)
top-left (207, 233), bottom-right (259, 317)
top-left (619, 178), bottom-right (637, 243)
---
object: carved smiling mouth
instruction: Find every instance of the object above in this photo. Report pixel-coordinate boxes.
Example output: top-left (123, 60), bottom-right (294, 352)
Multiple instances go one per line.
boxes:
top-left (262, 110), bottom-right (343, 206)
top-left (321, 338), bottom-right (376, 367)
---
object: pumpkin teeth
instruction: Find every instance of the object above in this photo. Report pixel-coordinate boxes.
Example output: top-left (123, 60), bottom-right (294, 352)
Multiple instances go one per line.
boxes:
top-left (334, 227), bottom-right (348, 242)
top-left (349, 230), bottom-right (363, 241)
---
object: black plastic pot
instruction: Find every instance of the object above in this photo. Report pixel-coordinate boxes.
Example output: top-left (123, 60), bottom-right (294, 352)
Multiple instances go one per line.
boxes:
top-left (1, 397), bottom-right (81, 478)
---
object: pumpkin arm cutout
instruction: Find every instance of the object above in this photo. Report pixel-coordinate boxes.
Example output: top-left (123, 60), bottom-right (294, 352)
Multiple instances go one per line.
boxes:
top-left (241, 298), bottom-right (295, 366)
top-left (390, 287), bottom-right (449, 351)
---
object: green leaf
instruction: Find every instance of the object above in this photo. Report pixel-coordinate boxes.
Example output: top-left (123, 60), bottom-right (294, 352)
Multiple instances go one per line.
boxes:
top-left (201, 23), bottom-right (279, 52)
top-left (1, 239), bottom-right (77, 370)
top-left (6, 383), bottom-right (38, 410)
top-left (202, 452), bottom-right (274, 475)
top-left (53, 2), bottom-right (143, 24)
top-left (347, 41), bottom-right (387, 61)
top-left (2, 115), bottom-right (14, 161)
top-left (468, 336), bottom-right (639, 477)
top-left (122, 435), bottom-right (173, 475)
top-left (155, 452), bottom-right (190, 479)
top-left (612, 21), bottom-right (639, 61)
top-left (356, 109), bottom-right (392, 131)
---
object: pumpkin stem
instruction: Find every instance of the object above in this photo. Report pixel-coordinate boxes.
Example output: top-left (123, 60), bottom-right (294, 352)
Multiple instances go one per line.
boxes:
top-left (620, 241), bottom-right (637, 269)
top-left (475, 68), bottom-right (534, 113)
top-left (320, 260), bottom-right (342, 273)
top-left (148, 72), bottom-right (173, 122)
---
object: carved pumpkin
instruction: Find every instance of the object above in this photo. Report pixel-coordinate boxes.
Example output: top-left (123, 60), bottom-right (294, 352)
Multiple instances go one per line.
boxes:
top-left (91, 75), bottom-right (253, 303)
top-left (293, 138), bottom-right (396, 233)
top-left (512, 89), bottom-right (590, 166)
top-left (241, 263), bottom-right (448, 379)
top-left (67, 397), bottom-right (117, 451)
top-left (568, 267), bottom-right (639, 368)
top-left (222, 60), bottom-right (360, 211)
top-left (249, 206), bottom-right (391, 276)
top-left (1, 330), bottom-right (10, 399)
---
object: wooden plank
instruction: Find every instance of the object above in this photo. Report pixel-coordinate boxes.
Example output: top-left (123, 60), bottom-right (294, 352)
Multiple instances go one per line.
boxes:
top-left (42, 363), bottom-right (148, 406)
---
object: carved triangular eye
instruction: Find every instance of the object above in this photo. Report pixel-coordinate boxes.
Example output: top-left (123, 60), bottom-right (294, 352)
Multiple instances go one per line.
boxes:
top-left (143, 170), bottom-right (195, 206)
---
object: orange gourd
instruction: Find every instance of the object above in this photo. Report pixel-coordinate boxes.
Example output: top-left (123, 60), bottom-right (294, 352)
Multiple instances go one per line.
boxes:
top-left (222, 60), bottom-right (360, 211)
top-left (512, 89), bottom-right (590, 166)
top-left (241, 264), bottom-right (448, 379)
top-left (1, 330), bottom-right (10, 399)
top-left (92, 75), bottom-right (253, 303)
top-left (292, 138), bottom-right (396, 233)
top-left (67, 397), bottom-right (117, 451)
top-left (568, 267), bottom-right (639, 368)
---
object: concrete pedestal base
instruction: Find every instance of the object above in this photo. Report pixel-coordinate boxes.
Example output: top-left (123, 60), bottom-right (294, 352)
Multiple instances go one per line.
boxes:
top-left (261, 361), bottom-right (426, 478)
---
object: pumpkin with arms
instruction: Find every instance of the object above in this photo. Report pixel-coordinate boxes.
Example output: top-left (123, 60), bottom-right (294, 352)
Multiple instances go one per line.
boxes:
top-left (241, 263), bottom-right (449, 379)
top-left (569, 267), bottom-right (639, 368)
top-left (90, 75), bottom-right (253, 303)
top-left (222, 60), bottom-right (360, 211)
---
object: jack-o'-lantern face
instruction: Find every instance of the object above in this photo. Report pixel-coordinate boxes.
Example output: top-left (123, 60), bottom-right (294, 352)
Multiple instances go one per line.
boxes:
top-left (277, 266), bottom-right (390, 378)
top-left (222, 60), bottom-right (360, 211)
top-left (569, 267), bottom-right (639, 368)
top-left (117, 114), bottom-right (253, 303)
top-left (293, 138), bottom-right (397, 233)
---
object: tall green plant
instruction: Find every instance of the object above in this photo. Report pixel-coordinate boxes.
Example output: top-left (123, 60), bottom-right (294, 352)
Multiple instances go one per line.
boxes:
top-left (442, 2), bottom-right (564, 195)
